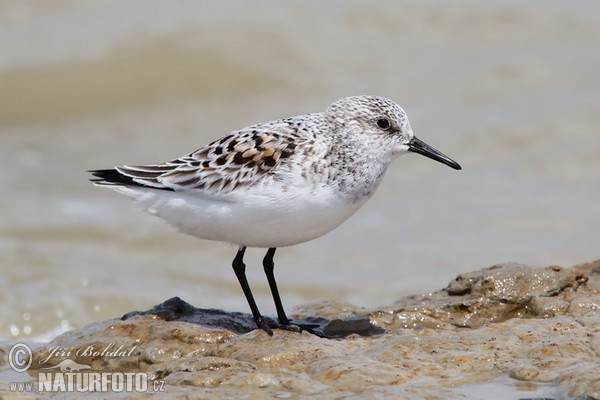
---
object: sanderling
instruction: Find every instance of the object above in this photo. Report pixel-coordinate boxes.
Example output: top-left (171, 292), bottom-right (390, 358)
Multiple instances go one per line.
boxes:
top-left (90, 95), bottom-right (461, 336)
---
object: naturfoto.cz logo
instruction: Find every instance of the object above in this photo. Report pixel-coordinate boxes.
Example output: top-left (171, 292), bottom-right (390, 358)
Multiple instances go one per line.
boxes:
top-left (8, 342), bottom-right (165, 393)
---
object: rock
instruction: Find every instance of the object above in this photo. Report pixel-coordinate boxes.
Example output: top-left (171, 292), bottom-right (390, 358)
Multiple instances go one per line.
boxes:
top-left (121, 296), bottom-right (382, 338)
top-left (372, 263), bottom-right (588, 329)
top-left (1, 260), bottom-right (598, 399)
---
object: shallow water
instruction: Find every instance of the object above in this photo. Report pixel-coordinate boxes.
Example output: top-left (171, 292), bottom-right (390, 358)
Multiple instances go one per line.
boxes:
top-left (1, 0), bottom-right (599, 343)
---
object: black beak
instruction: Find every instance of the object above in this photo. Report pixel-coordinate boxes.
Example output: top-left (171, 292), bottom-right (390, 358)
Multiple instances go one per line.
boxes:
top-left (408, 136), bottom-right (462, 170)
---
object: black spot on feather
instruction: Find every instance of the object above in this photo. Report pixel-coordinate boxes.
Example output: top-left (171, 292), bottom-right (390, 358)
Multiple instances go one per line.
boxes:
top-left (264, 155), bottom-right (276, 167)
top-left (233, 151), bottom-right (253, 165)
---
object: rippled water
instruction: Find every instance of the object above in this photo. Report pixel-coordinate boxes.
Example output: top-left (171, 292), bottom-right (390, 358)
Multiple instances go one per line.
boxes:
top-left (1, 0), bottom-right (599, 345)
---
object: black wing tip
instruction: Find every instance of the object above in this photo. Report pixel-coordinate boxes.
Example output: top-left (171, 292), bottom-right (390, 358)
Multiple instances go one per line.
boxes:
top-left (88, 168), bottom-right (175, 191)
top-left (88, 168), bottom-right (135, 185)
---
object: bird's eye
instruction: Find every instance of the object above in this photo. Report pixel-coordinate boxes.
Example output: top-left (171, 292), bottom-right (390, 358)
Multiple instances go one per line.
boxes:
top-left (376, 118), bottom-right (391, 130)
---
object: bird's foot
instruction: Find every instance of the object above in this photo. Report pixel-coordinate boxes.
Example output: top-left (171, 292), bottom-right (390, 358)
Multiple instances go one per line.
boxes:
top-left (267, 319), bottom-right (327, 338)
top-left (255, 317), bottom-right (274, 336)
top-left (254, 316), bottom-right (326, 337)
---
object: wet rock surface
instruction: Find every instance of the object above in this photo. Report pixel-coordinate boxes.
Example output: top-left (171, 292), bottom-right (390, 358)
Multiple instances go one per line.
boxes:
top-left (1, 260), bottom-right (599, 399)
top-left (122, 296), bottom-right (383, 338)
top-left (372, 263), bottom-right (590, 330)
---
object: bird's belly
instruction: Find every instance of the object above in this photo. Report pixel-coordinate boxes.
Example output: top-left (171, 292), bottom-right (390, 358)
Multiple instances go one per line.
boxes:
top-left (125, 186), bottom-right (368, 248)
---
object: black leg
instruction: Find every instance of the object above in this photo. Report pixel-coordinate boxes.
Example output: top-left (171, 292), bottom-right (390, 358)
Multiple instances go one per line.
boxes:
top-left (232, 246), bottom-right (273, 335)
top-left (262, 248), bottom-right (291, 325)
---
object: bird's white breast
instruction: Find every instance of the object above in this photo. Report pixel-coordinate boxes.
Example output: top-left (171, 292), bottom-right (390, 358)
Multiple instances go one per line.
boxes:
top-left (111, 182), bottom-right (370, 248)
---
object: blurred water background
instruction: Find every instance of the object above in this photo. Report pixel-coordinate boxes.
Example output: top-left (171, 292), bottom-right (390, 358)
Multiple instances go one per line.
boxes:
top-left (1, 0), bottom-right (599, 342)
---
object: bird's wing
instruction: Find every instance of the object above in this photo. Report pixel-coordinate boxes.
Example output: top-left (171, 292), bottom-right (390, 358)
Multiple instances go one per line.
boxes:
top-left (90, 119), bottom-right (309, 195)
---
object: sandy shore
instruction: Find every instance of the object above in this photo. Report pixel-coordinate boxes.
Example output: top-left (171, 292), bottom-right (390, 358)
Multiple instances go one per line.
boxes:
top-left (1, 260), bottom-right (598, 399)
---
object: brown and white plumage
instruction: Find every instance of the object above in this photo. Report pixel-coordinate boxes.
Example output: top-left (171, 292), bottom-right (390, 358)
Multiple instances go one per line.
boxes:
top-left (92, 119), bottom-right (311, 194)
